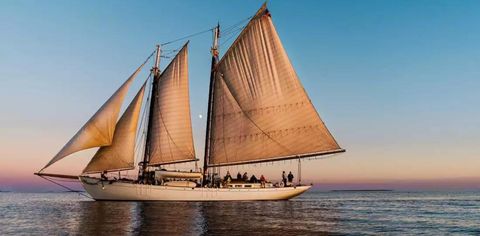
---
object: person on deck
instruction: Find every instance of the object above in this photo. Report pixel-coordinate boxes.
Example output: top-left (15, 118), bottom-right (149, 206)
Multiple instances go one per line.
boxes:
top-left (288, 171), bottom-right (294, 185)
top-left (242, 172), bottom-right (249, 182)
top-left (249, 174), bottom-right (258, 183)
top-left (282, 171), bottom-right (287, 187)
top-left (260, 175), bottom-right (266, 187)
top-left (237, 172), bottom-right (242, 180)
top-left (213, 173), bottom-right (221, 188)
top-left (101, 171), bottom-right (108, 181)
top-left (205, 174), bottom-right (211, 187)
top-left (224, 171), bottom-right (232, 182)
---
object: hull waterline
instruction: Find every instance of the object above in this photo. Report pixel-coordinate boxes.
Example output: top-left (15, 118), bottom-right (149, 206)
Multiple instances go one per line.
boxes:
top-left (80, 177), bottom-right (311, 201)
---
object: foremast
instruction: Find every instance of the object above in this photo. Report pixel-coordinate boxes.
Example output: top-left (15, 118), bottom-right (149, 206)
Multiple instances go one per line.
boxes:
top-left (140, 45), bottom-right (161, 180)
top-left (203, 24), bottom-right (220, 184)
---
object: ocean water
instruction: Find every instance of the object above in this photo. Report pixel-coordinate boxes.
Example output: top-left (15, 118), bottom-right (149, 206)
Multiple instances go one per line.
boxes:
top-left (0, 190), bottom-right (479, 235)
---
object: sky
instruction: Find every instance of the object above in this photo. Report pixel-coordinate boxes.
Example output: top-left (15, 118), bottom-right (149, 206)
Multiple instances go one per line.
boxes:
top-left (0, 0), bottom-right (479, 192)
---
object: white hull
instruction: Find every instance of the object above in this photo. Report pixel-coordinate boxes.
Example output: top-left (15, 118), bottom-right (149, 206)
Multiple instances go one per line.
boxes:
top-left (80, 177), bottom-right (311, 201)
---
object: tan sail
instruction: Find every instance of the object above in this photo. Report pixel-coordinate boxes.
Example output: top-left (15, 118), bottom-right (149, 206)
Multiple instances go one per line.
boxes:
top-left (83, 82), bottom-right (147, 174)
top-left (42, 63), bottom-right (146, 170)
top-left (208, 7), bottom-right (343, 167)
top-left (148, 43), bottom-right (196, 165)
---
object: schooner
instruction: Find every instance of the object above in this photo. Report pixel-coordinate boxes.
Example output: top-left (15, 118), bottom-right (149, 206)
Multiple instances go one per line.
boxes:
top-left (35, 3), bottom-right (345, 201)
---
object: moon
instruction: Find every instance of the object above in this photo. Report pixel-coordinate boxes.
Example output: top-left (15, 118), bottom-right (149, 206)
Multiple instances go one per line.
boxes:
top-left (198, 114), bottom-right (203, 119)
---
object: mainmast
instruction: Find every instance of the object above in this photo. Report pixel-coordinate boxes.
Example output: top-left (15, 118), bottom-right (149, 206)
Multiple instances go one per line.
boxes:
top-left (140, 45), bottom-right (161, 180)
top-left (203, 24), bottom-right (220, 184)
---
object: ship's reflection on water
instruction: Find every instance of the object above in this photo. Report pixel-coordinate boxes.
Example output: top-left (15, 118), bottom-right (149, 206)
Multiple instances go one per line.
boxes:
top-left (75, 198), bottom-right (339, 235)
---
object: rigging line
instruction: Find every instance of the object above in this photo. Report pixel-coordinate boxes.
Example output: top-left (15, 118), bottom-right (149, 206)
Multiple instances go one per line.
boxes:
top-left (138, 71), bottom-right (155, 168)
top-left (221, 21), bottom-right (247, 36)
top-left (134, 131), bottom-right (145, 154)
top-left (163, 49), bottom-right (180, 55)
top-left (161, 28), bottom-right (214, 46)
top-left (40, 176), bottom-right (92, 199)
top-left (160, 44), bottom-right (185, 59)
top-left (219, 27), bottom-right (245, 48)
top-left (159, 15), bottom-right (253, 47)
top-left (222, 15), bottom-right (252, 34)
top-left (143, 49), bottom-right (157, 65)
top-left (134, 100), bottom-right (150, 164)
top-left (221, 25), bottom-right (245, 39)
top-left (218, 15), bottom-right (253, 44)
top-left (44, 177), bottom-right (80, 183)
top-left (134, 73), bottom-right (153, 153)
top-left (133, 78), bottom-right (151, 166)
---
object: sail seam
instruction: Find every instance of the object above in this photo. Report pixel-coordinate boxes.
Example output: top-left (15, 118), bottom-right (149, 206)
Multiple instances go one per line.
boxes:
top-left (156, 100), bottom-right (195, 160)
top-left (220, 81), bottom-right (230, 164)
top-left (208, 149), bottom-right (345, 167)
top-left (216, 73), bottom-right (294, 156)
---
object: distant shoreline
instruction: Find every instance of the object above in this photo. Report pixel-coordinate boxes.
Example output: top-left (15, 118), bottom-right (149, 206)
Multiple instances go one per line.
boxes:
top-left (330, 189), bottom-right (393, 192)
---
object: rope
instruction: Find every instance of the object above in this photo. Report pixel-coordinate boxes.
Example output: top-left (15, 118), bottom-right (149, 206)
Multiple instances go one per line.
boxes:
top-left (218, 15), bottom-right (255, 49)
top-left (44, 177), bottom-right (80, 183)
top-left (134, 72), bottom-right (153, 154)
top-left (161, 28), bottom-right (214, 46)
top-left (135, 71), bottom-right (155, 166)
top-left (143, 50), bottom-right (157, 65)
top-left (159, 15), bottom-right (253, 47)
top-left (40, 176), bottom-right (93, 199)
top-left (222, 16), bottom-right (252, 36)
top-left (219, 26), bottom-right (245, 48)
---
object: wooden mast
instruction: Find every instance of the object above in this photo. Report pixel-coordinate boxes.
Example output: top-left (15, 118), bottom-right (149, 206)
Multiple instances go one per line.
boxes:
top-left (140, 45), bottom-right (161, 182)
top-left (203, 24), bottom-right (220, 185)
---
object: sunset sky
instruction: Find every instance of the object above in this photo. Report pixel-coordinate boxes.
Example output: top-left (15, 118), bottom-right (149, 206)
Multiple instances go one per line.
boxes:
top-left (1, 0), bottom-right (479, 192)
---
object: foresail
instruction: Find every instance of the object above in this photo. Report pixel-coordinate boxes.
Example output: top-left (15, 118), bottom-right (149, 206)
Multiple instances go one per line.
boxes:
top-left (208, 8), bottom-right (343, 167)
top-left (148, 43), bottom-right (196, 165)
top-left (83, 82), bottom-right (147, 174)
top-left (42, 63), bottom-right (145, 170)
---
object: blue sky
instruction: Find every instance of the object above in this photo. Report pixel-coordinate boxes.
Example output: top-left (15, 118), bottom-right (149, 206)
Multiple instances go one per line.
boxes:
top-left (1, 0), bottom-right (479, 191)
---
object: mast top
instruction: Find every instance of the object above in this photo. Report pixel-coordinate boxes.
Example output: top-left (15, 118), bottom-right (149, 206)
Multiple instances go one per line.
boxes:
top-left (211, 24), bottom-right (220, 58)
top-left (153, 45), bottom-right (161, 76)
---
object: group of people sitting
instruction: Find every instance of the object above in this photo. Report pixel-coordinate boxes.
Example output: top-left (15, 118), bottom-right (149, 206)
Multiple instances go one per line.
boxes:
top-left (223, 171), bottom-right (266, 184)
top-left (221, 170), bottom-right (295, 187)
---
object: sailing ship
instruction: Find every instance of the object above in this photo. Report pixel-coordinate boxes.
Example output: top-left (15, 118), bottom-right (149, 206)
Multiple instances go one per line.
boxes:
top-left (35, 3), bottom-right (345, 201)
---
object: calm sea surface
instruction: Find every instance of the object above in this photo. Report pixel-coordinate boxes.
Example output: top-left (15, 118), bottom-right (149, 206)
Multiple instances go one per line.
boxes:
top-left (0, 190), bottom-right (479, 235)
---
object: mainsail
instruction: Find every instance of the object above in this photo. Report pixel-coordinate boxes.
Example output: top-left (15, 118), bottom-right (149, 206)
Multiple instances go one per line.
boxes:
top-left (207, 5), bottom-right (344, 167)
top-left (42, 63), bottom-right (146, 170)
top-left (83, 82), bottom-right (147, 174)
top-left (147, 43), bottom-right (196, 165)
